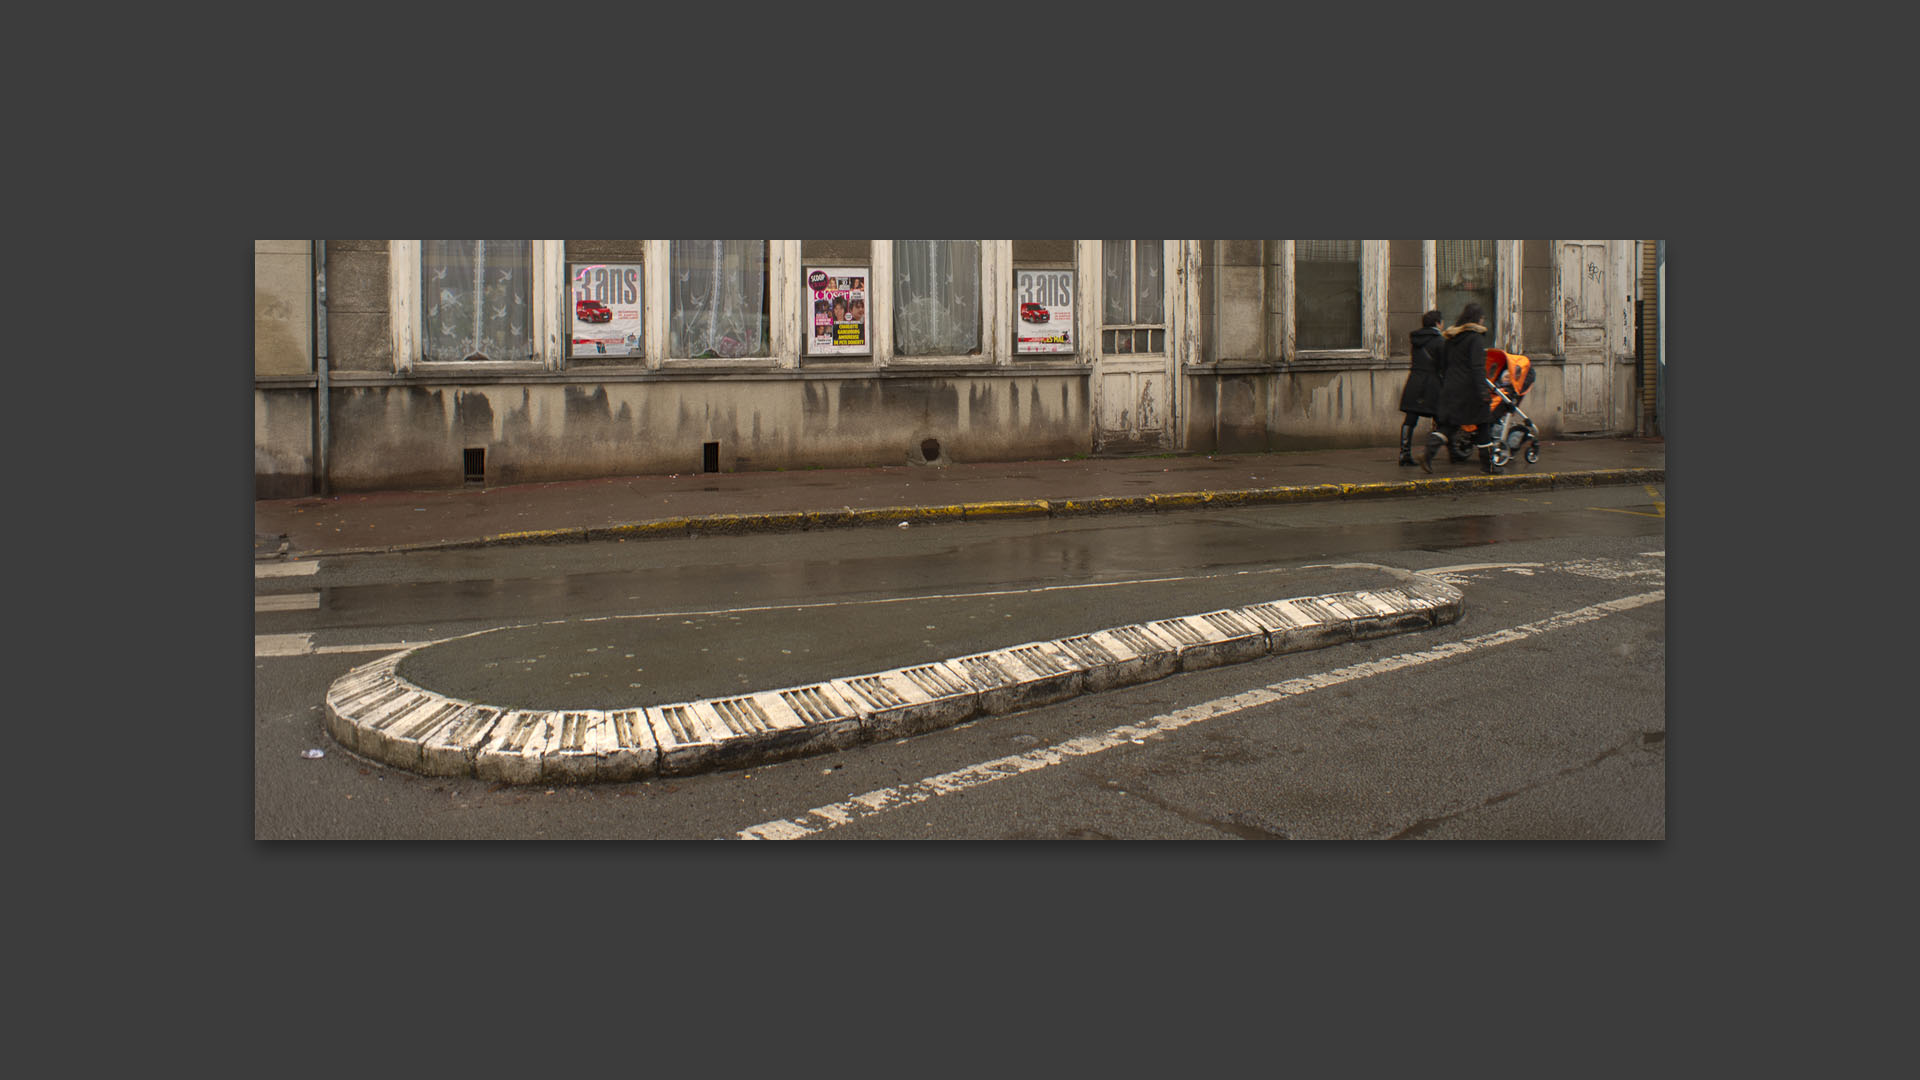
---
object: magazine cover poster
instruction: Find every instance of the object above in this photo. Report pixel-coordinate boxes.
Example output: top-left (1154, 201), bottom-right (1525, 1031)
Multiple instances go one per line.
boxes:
top-left (571, 263), bottom-right (644, 357)
top-left (805, 267), bottom-right (868, 355)
top-left (1015, 269), bottom-right (1074, 354)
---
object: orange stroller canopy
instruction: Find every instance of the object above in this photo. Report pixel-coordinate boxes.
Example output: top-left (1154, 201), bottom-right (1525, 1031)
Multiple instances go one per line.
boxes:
top-left (1464, 350), bottom-right (1532, 434)
top-left (1485, 349), bottom-right (1532, 396)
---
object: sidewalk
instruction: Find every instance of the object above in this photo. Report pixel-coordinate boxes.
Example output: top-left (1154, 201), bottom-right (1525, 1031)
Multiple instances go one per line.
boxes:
top-left (255, 436), bottom-right (1666, 560)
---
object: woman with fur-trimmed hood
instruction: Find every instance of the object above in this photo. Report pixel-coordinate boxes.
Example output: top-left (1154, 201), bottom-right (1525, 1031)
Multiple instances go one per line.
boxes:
top-left (1422, 303), bottom-right (1495, 472)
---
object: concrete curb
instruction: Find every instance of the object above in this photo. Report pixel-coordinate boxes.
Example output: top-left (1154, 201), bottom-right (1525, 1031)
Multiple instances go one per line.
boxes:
top-left (322, 577), bottom-right (1465, 784)
top-left (288, 467), bottom-right (1664, 559)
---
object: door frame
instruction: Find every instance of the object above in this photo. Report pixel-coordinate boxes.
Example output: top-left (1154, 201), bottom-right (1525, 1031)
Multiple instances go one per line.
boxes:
top-left (1084, 240), bottom-right (1190, 453)
top-left (1552, 238), bottom-right (1624, 432)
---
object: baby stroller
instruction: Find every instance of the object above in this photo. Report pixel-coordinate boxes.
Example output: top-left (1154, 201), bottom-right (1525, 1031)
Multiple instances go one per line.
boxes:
top-left (1473, 349), bottom-right (1540, 468)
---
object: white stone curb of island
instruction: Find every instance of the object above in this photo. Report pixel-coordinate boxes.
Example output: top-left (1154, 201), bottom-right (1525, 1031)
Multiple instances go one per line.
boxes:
top-left (323, 577), bottom-right (1464, 784)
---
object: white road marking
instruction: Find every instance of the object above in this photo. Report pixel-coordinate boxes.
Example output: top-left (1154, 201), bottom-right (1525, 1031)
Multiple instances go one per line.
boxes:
top-left (315, 641), bottom-right (422, 655)
top-left (255, 633), bottom-right (313, 657)
top-left (255, 593), bottom-right (320, 612)
top-left (254, 634), bottom-right (428, 658)
top-left (256, 561), bottom-right (320, 579)
top-left (1421, 562), bottom-right (1545, 576)
top-left (736, 588), bottom-right (1666, 840)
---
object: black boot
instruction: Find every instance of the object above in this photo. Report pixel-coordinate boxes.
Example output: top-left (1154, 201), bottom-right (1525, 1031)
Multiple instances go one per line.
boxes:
top-left (1449, 430), bottom-right (1473, 463)
top-left (1398, 422), bottom-right (1416, 466)
top-left (1420, 431), bottom-right (1442, 473)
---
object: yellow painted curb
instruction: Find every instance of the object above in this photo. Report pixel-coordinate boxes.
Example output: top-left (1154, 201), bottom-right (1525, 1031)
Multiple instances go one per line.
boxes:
top-left (962, 499), bottom-right (1051, 518)
top-left (490, 528), bottom-right (586, 544)
top-left (1052, 496), bottom-right (1147, 515)
top-left (1148, 492), bottom-right (1213, 510)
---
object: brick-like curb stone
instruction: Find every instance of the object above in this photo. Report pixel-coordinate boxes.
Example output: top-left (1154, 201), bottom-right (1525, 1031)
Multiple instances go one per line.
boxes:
top-left (323, 576), bottom-right (1465, 784)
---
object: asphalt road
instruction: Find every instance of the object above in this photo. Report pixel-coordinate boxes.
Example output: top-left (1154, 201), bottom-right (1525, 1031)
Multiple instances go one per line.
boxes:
top-left (254, 484), bottom-right (1666, 839)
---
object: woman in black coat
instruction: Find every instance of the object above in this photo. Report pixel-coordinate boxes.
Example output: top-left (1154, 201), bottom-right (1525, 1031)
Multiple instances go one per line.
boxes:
top-left (1421, 303), bottom-right (1495, 473)
top-left (1397, 309), bottom-right (1446, 465)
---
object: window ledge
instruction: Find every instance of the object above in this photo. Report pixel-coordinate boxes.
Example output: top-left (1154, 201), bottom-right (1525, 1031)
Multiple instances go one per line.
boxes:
top-left (1293, 349), bottom-right (1374, 361)
top-left (411, 360), bottom-right (546, 376)
top-left (656, 358), bottom-right (780, 374)
top-left (1284, 353), bottom-right (1394, 371)
top-left (1188, 360), bottom-right (1277, 373)
top-left (885, 357), bottom-right (995, 370)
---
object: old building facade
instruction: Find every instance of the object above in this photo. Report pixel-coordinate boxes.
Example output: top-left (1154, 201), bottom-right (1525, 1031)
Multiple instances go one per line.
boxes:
top-left (254, 240), bottom-right (1650, 498)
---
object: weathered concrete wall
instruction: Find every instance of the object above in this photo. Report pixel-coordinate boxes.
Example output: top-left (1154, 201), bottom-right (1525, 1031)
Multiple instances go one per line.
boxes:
top-left (261, 239), bottom-right (1642, 496)
top-left (255, 388), bottom-right (313, 498)
top-left (326, 240), bottom-right (391, 373)
top-left (254, 241), bottom-right (310, 377)
top-left (1211, 241), bottom-right (1265, 362)
top-left (322, 374), bottom-right (1091, 492)
top-left (1182, 363), bottom-right (1590, 456)
top-left (565, 239), bottom-right (647, 261)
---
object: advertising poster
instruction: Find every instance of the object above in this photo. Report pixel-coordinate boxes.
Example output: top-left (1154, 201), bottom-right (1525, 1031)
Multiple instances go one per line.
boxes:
top-left (1015, 269), bottom-right (1074, 354)
top-left (805, 267), bottom-right (868, 355)
top-left (570, 263), bottom-right (644, 357)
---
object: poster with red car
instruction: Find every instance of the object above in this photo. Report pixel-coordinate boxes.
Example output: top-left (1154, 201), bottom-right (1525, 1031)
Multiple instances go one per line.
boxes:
top-left (1015, 269), bottom-right (1074, 354)
top-left (805, 267), bottom-right (868, 356)
top-left (571, 263), bottom-right (644, 357)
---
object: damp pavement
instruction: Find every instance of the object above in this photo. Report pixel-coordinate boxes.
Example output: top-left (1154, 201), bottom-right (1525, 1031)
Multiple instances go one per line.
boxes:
top-left (266, 436), bottom-right (1667, 784)
top-left (254, 436), bottom-right (1666, 561)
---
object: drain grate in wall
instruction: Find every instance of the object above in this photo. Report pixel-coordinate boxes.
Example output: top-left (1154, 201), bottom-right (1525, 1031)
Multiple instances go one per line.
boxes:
top-left (1056, 635), bottom-right (1120, 667)
top-left (656, 705), bottom-right (699, 744)
top-left (780, 686), bottom-right (847, 724)
top-left (839, 675), bottom-right (909, 710)
top-left (710, 696), bottom-right (773, 736)
top-left (464, 447), bottom-right (485, 485)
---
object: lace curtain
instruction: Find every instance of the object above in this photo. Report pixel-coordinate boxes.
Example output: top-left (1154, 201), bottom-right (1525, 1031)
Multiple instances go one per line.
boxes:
top-left (893, 240), bottom-right (980, 355)
top-left (421, 240), bottom-right (532, 361)
top-left (1102, 240), bottom-right (1163, 324)
top-left (670, 240), bottom-right (769, 358)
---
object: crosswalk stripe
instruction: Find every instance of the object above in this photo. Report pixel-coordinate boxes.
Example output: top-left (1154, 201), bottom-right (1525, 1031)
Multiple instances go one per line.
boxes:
top-left (254, 634), bottom-right (425, 657)
top-left (255, 633), bottom-right (313, 656)
top-left (256, 561), bottom-right (320, 579)
top-left (256, 593), bottom-right (320, 612)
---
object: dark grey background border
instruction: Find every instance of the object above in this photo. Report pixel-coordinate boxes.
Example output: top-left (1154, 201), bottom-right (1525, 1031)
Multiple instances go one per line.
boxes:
top-left (60, 4), bottom-right (1806, 1068)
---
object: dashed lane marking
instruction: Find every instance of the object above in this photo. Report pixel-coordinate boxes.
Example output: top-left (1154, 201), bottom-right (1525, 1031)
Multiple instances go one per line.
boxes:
top-left (736, 588), bottom-right (1666, 840)
top-left (254, 635), bottom-right (431, 658)
top-left (256, 561), bottom-right (320, 579)
top-left (255, 593), bottom-right (320, 612)
top-left (255, 633), bottom-right (313, 657)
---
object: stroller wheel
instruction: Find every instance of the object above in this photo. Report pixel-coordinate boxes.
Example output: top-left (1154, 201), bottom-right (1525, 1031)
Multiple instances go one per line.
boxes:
top-left (1491, 446), bottom-right (1511, 467)
top-left (1524, 443), bottom-right (1539, 464)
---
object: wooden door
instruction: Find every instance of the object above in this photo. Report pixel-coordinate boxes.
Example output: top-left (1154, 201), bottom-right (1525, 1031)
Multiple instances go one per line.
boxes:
top-left (1090, 240), bottom-right (1175, 453)
top-left (1559, 240), bottom-right (1612, 431)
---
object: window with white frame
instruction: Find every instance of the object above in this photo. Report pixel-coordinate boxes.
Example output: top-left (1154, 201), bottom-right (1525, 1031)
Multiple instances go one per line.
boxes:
top-left (892, 240), bottom-right (981, 357)
top-left (1271, 240), bottom-right (1387, 361)
top-left (421, 240), bottom-right (534, 362)
top-left (1102, 239), bottom-right (1164, 354)
top-left (669, 240), bottom-right (770, 359)
top-left (1294, 240), bottom-right (1362, 350)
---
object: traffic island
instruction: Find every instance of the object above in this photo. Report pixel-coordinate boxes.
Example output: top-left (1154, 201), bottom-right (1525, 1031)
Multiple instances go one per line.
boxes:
top-left (322, 576), bottom-right (1465, 784)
